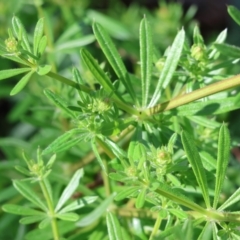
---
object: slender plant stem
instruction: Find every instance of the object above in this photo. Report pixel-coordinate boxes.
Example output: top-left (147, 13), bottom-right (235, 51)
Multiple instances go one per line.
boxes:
top-left (39, 180), bottom-right (60, 240)
top-left (96, 138), bottom-right (115, 159)
top-left (47, 71), bottom-right (91, 92)
top-left (102, 160), bottom-right (111, 196)
top-left (149, 213), bottom-right (162, 240)
top-left (154, 187), bottom-right (240, 223)
top-left (145, 74), bottom-right (240, 116)
top-left (113, 207), bottom-right (158, 219)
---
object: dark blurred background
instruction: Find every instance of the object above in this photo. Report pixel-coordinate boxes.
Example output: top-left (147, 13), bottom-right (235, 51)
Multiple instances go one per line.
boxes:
top-left (89, 0), bottom-right (240, 41)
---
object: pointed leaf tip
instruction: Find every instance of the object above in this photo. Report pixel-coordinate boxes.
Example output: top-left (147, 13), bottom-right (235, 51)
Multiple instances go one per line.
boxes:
top-left (10, 70), bottom-right (34, 95)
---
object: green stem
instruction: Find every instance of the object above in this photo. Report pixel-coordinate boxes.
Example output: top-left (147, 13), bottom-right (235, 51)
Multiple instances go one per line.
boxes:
top-left (102, 160), bottom-right (111, 197)
top-left (145, 74), bottom-right (240, 115)
top-left (96, 138), bottom-right (115, 159)
top-left (39, 179), bottom-right (60, 240)
top-left (149, 213), bottom-right (162, 240)
top-left (113, 207), bottom-right (158, 219)
top-left (154, 187), bottom-right (240, 223)
top-left (47, 71), bottom-right (91, 92)
top-left (154, 188), bottom-right (207, 215)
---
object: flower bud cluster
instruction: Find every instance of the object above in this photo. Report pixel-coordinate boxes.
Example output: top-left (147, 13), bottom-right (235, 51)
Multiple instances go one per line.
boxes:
top-left (5, 37), bottom-right (19, 53)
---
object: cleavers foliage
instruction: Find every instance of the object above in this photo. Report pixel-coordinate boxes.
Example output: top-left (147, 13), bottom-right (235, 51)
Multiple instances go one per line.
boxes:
top-left (1, 3), bottom-right (240, 240)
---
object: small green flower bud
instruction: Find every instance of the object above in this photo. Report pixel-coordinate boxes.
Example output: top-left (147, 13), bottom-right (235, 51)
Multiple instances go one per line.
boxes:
top-left (5, 37), bottom-right (19, 53)
top-left (155, 58), bottom-right (165, 71)
top-left (97, 98), bottom-right (111, 113)
top-left (156, 147), bottom-right (172, 166)
top-left (156, 166), bottom-right (167, 176)
top-left (190, 44), bottom-right (207, 61)
top-left (125, 166), bottom-right (137, 177)
top-left (89, 98), bottom-right (111, 114)
top-left (30, 163), bottom-right (42, 176)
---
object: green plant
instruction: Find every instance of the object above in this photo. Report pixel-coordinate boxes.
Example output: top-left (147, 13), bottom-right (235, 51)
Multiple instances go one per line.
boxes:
top-left (1, 2), bottom-right (240, 240)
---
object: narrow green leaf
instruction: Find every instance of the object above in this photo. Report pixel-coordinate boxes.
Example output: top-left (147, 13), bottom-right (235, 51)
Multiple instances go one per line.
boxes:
top-left (55, 35), bottom-right (95, 51)
top-left (42, 128), bottom-right (87, 155)
top-left (213, 124), bottom-right (230, 209)
top-left (228, 5), bottom-right (240, 26)
top-left (13, 180), bottom-right (48, 211)
top-left (209, 29), bottom-right (227, 59)
top-left (102, 137), bottom-right (127, 159)
top-left (181, 131), bottom-right (210, 208)
top-left (139, 16), bottom-right (153, 107)
top-left (10, 70), bottom-right (34, 95)
top-left (55, 168), bottom-right (84, 212)
top-left (38, 218), bottom-right (51, 229)
top-left (76, 193), bottom-right (115, 227)
top-left (56, 23), bottom-right (82, 44)
top-left (167, 174), bottom-right (181, 187)
top-left (0, 68), bottom-right (31, 81)
top-left (15, 165), bottom-right (31, 176)
top-left (149, 29), bottom-right (185, 107)
top-left (33, 18), bottom-right (44, 56)
top-left (58, 196), bottom-right (98, 213)
top-left (215, 29), bottom-right (228, 43)
top-left (2, 204), bottom-right (45, 216)
top-left (91, 139), bottom-right (106, 172)
top-left (135, 187), bottom-right (147, 209)
top-left (218, 188), bottom-right (240, 211)
top-left (193, 25), bottom-right (204, 45)
top-left (199, 151), bottom-right (217, 171)
top-left (128, 141), bottom-right (147, 167)
top-left (168, 132), bottom-right (178, 154)
top-left (43, 178), bottom-right (53, 203)
top-left (56, 23), bottom-right (81, 44)
top-left (92, 23), bottom-right (136, 101)
top-left (87, 10), bottom-right (131, 40)
top-left (214, 43), bottom-right (240, 58)
top-left (36, 65), bottom-right (52, 76)
top-left (168, 209), bottom-right (188, 219)
top-left (106, 212), bottom-right (123, 240)
top-left (80, 49), bottom-right (120, 99)
top-left (2, 54), bottom-right (29, 65)
top-left (142, 162), bottom-right (149, 182)
top-left (188, 116), bottom-right (221, 129)
top-left (72, 68), bottom-right (87, 101)
top-left (38, 35), bottom-right (47, 56)
top-left (20, 215), bottom-right (46, 225)
top-left (72, 67), bottom-right (84, 84)
top-left (155, 182), bottom-right (205, 212)
top-left (56, 212), bottom-right (79, 221)
top-left (12, 16), bottom-right (31, 53)
top-left (197, 222), bottom-right (213, 240)
top-left (43, 89), bottom-right (76, 118)
top-left (108, 172), bottom-right (128, 181)
top-left (46, 154), bottom-right (56, 169)
top-left (212, 222), bottom-right (219, 240)
top-left (114, 186), bottom-right (140, 201)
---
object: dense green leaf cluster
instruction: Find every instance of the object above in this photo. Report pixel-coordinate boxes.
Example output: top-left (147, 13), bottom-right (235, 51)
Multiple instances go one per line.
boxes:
top-left (1, 1), bottom-right (240, 240)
